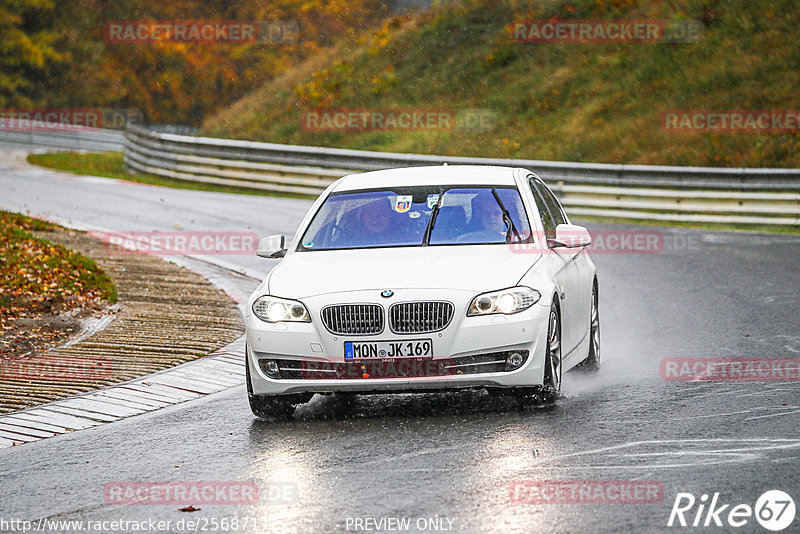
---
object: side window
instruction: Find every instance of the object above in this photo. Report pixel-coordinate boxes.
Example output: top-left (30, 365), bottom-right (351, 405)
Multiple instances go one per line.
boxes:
top-left (532, 178), bottom-right (566, 227)
top-left (528, 177), bottom-right (556, 239)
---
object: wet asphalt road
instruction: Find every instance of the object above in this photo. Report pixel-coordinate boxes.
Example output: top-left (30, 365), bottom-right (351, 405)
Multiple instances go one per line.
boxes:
top-left (1, 150), bottom-right (800, 533)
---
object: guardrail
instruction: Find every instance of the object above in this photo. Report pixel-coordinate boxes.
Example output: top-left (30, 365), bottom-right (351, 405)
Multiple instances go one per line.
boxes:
top-left (124, 124), bottom-right (800, 227)
top-left (0, 128), bottom-right (124, 152)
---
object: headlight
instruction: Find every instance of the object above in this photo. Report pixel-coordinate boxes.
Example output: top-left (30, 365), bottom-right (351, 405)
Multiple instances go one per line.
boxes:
top-left (252, 296), bottom-right (311, 323)
top-left (467, 287), bottom-right (541, 316)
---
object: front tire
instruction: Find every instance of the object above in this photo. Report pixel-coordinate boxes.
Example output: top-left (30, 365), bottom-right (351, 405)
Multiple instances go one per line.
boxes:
top-left (515, 300), bottom-right (562, 405)
top-left (577, 280), bottom-right (600, 372)
top-left (246, 353), bottom-right (300, 420)
top-left (540, 301), bottom-right (562, 401)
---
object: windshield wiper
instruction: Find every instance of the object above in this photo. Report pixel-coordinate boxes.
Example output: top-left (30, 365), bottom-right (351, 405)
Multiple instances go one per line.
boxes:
top-left (491, 188), bottom-right (521, 242)
top-left (421, 189), bottom-right (444, 246)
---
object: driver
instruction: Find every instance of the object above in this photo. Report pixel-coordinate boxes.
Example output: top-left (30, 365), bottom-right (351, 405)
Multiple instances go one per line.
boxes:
top-left (462, 194), bottom-right (507, 242)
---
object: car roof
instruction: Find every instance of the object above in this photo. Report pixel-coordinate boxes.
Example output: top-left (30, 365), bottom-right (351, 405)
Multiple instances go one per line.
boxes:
top-left (330, 165), bottom-right (522, 192)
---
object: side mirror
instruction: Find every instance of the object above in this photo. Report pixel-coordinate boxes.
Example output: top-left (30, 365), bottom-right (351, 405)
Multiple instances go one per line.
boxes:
top-left (548, 224), bottom-right (592, 249)
top-left (257, 234), bottom-right (287, 258)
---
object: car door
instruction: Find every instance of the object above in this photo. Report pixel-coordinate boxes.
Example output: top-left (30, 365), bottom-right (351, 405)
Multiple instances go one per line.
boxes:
top-left (527, 177), bottom-right (582, 356)
top-left (540, 179), bottom-right (594, 324)
top-left (533, 177), bottom-right (594, 356)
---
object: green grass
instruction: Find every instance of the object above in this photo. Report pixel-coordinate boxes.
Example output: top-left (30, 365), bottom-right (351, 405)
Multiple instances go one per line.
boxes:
top-left (26, 152), bottom-right (314, 199)
top-left (0, 211), bottom-right (117, 330)
top-left (27, 152), bottom-right (131, 181)
top-left (203, 0), bottom-right (800, 169)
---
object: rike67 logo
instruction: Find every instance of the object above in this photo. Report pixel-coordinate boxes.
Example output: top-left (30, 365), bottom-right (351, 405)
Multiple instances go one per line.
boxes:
top-left (668, 490), bottom-right (795, 531)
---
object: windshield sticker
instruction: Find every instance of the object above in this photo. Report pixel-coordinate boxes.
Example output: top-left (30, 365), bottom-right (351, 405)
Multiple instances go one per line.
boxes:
top-left (426, 194), bottom-right (440, 209)
top-left (409, 211), bottom-right (421, 219)
top-left (302, 241), bottom-right (315, 248)
top-left (394, 195), bottom-right (413, 213)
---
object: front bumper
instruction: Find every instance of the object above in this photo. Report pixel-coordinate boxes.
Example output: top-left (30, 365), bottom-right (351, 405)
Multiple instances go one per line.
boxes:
top-left (245, 289), bottom-right (551, 396)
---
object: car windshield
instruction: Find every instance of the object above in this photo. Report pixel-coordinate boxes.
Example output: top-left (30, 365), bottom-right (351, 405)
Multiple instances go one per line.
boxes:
top-left (297, 185), bottom-right (532, 251)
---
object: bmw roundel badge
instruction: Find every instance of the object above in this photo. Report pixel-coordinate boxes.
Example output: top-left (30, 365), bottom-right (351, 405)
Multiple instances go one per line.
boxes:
top-left (381, 290), bottom-right (394, 298)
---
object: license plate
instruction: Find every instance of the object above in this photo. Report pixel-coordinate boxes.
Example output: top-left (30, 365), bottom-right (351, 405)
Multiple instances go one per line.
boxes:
top-left (344, 339), bottom-right (433, 360)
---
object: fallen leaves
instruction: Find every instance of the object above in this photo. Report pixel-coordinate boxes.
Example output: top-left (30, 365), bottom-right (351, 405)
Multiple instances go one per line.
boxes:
top-left (0, 211), bottom-right (117, 357)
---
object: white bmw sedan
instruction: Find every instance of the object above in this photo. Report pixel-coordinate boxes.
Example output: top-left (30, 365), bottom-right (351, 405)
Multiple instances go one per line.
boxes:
top-left (245, 165), bottom-right (600, 418)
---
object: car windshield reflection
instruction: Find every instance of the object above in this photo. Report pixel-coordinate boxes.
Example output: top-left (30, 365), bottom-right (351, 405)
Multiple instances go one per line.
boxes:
top-left (298, 185), bottom-right (533, 251)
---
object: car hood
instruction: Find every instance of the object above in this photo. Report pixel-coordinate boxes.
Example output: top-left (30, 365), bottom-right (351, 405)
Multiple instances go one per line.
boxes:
top-left (268, 246), bottom-right (541, 298)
